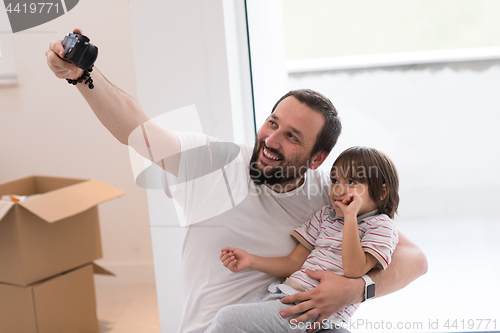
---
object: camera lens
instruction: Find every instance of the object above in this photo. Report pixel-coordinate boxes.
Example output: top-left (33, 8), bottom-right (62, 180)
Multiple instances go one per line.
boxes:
top-left (79, 44), bottom-right (98, 71)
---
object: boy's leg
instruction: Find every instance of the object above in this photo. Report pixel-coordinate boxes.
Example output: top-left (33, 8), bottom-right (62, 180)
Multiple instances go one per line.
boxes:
top-left (205, 292), bottom-right (319, 333)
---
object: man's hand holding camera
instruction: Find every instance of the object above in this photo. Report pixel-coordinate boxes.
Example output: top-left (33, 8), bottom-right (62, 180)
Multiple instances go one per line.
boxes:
top-left (46, 28), bottom-right (97, 88)
top-left (46, 28), bottom-right (84, 80)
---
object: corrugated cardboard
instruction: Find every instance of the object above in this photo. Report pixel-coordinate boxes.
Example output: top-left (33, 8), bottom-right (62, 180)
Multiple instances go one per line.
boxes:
top-left (0, 263), bottom-right (114, 333)
top-left (0, 176), bottom-right (124, 286)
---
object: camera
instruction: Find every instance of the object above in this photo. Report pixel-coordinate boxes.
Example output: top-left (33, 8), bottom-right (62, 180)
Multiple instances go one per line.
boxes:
top-left (62, 33), bottom-right (98, 71)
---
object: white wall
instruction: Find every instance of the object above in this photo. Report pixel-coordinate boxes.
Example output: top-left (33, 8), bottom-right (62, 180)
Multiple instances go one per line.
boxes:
top-left (288, 60), bottom-right (500, 220)
top-left (0, 0), bottom-right (155, 285)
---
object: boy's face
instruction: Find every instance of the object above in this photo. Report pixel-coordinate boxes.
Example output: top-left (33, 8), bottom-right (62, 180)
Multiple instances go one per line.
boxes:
top-left (249, 96), bottom-right (326, 186)
top-left (329, 173), bottom-right (377, 217)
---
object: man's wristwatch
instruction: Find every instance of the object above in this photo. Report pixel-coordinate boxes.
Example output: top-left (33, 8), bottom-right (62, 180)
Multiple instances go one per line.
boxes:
top-left (361, 274), bottom-right (375, 302)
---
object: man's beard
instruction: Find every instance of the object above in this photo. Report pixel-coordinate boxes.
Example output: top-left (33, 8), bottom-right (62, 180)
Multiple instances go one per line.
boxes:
top-left (249, 139), bottom-right (310, 186)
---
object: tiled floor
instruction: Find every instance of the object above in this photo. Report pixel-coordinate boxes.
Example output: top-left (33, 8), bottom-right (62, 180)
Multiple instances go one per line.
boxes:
top-left (96, 284), bottom-right (161, 333)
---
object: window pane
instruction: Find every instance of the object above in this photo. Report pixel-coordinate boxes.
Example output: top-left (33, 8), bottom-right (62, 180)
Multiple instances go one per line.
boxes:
top-left (283, 0), bottom-right (500, 60)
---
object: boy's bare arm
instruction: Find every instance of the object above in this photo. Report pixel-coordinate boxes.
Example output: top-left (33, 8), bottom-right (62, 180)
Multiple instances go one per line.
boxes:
top-left (221, 244), bottom-right (310, 278)
top-left (342, 215), bottom-right (378, 278)
top-left (251, 244), bottom-right (311, 278)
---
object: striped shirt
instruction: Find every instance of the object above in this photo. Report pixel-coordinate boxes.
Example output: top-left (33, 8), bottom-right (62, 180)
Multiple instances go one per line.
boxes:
top-left (289, 205), bottom-right (399, 323)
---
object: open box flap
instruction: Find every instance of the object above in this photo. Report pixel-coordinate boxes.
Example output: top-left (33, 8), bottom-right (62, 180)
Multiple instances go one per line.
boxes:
top-left (92, 263), bottom-right (115, 277)
top-left (23, 263), bottom-right (115, 288)
top-left (0, 201), bottom-right (15, 220)
top-left (0, 176), bottom-right (35, 220)
top-left (0, 176), bottom-right (36, 197)
top-left (18, 180), bottom-right (125, 223)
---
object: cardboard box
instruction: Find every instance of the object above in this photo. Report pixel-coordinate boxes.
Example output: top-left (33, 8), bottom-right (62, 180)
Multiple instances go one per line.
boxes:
top-left (0, 176), bottom-right (124, 286)
top-left (0, 263), bottom-right (113, 333)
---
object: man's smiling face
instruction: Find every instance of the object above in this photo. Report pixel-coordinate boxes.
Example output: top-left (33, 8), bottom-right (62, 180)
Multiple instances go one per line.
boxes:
top-left (249, 96), bottom-right (326, 191)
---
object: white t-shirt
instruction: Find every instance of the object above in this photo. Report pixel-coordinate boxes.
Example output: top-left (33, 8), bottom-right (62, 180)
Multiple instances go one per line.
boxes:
top-left (172, 132), bottom-right (331, 333)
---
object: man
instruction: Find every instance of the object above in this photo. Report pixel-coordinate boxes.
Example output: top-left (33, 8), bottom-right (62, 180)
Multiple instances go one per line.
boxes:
top-left (46, 29), bottom-right (427, 333)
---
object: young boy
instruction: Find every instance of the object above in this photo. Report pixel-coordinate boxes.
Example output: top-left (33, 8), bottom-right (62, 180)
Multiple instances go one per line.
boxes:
top-left (205, 146), bottom-right (400, 333)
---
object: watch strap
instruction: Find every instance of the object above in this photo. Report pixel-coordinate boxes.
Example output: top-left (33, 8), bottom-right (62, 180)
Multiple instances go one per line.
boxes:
top-left (361, 274), bottom-right (375, 301)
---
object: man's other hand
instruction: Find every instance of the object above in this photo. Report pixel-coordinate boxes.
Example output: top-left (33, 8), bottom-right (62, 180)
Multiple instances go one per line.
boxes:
top-left (280, 269), bottom-right (364, 333)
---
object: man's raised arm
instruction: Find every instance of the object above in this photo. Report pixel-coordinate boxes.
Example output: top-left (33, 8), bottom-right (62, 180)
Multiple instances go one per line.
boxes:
top-left (46, 29), bottom-right (180, 174)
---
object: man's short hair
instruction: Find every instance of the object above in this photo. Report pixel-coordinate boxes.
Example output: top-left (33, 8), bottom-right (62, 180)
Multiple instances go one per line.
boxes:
top-left (271, 89), bottom-right (342, 157)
